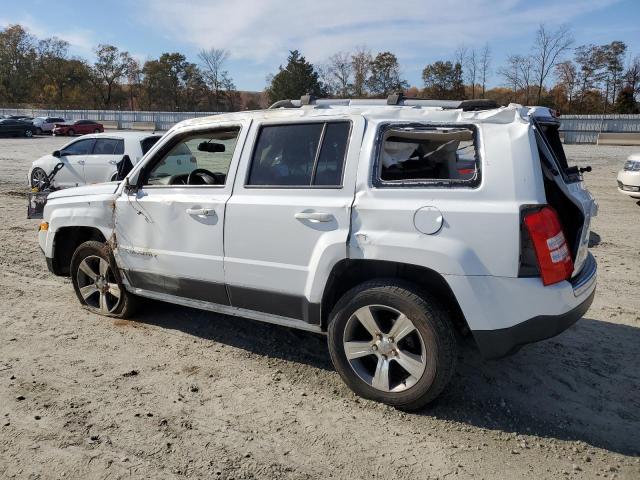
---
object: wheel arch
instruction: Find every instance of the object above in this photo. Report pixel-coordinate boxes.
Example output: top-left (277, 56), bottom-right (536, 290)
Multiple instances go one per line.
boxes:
top-left (50, 226), bottom-right (107, 276)
top-left (320, 259), bottom-right (470, 336)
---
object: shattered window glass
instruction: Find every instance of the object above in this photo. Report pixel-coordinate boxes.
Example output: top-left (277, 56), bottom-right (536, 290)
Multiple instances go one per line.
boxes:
top-left (377, 126), bottom-right (479, 186)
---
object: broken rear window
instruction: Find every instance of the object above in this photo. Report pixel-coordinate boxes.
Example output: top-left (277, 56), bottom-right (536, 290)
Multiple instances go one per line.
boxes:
top-left (375, 124), bottom-right (480, 188)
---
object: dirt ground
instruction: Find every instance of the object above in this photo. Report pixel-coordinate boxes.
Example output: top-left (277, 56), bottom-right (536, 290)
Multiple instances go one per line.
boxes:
top-left (0, 134), bottom-right (639, 479)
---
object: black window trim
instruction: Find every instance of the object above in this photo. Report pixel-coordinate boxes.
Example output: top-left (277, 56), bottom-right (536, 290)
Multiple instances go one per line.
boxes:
top-left (137, 124), bottom-right (243, 189)
top-left (244, 120), bottom-right (352, 190)
top-left (372, 122), bottom-right (482, 189)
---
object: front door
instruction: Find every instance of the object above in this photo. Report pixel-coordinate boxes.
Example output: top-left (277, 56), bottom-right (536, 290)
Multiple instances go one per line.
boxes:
top-left (114, 121), bottom-right (249, 304)
top-left (54, 138), bottom-right (95, 188)
top-left (224, 118), bottom-right (364, 323)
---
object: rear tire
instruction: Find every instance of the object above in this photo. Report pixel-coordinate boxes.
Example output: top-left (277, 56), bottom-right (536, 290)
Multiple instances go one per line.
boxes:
top-left (327, 280), bottom-right (457, 411)
top-left (70, 240), bottom-right (137, 319)
top-left (94, 128), bottom-right (100, 133)
top-left (24, 129), bottom-right (33, 137)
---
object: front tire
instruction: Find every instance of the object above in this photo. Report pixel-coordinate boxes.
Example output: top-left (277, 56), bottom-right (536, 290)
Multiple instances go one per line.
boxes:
top-left (30, 167), bottom-right (48, 189)
top-left (24, 129), bottom-right (33, 137)
top-left (327, 280), bottom-right (457, 411)
top-left (70, 240), bottom-right (137, 318)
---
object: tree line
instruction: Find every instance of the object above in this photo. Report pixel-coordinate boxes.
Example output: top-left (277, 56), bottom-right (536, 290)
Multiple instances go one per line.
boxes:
top-left (1, 23), bottom-right (638, 114)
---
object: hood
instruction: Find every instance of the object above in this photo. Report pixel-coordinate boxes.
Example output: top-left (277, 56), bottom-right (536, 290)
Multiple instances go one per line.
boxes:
top-left (47, 182), bottom-right (120, 200)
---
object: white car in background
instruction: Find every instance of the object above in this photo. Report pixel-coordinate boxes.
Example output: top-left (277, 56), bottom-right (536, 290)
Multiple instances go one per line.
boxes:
top-left (32, 116), bottom-right (66, 135)
top-left (617, 153), bottom-right (640, 199)
top-left (28, 131), bottom-right (195, 189)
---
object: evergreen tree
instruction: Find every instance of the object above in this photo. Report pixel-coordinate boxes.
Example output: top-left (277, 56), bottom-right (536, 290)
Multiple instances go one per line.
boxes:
top-left (266, 50), bottom-right (326, 104)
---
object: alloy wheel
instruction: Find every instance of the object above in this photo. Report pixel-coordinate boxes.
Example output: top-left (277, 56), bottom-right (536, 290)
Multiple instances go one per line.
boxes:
top-left (343, 305), bottom-right (428, 393)
top-left (31, 169), bottom-right (48, 189)
top-left (75, 255), bottom-right (121, 313)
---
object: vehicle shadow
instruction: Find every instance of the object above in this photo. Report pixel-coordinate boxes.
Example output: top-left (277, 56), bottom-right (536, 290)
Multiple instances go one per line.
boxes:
top-left (588, 231), bottom-right (601, 247)
top-left (134, 302), bottom-right (640, 456)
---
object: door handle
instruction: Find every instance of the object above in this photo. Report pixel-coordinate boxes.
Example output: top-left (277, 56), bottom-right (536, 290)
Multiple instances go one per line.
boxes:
top-left (77, 160), bottom-right (85, 165)
top-left (108, 160), bottom-right (117, 165)
top-left (186, 207), bottom-right (216, 216)
top-left (294, 211), bottom-right (332, 222)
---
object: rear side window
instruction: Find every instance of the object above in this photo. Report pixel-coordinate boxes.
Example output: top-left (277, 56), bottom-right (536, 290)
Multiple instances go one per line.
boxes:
top-left (93, 138), bottom-right (120, 155)
top-left (375, 124), bottom-right (480, 187)
top-left (114, 139), bottom-right (124, 155)
top-left (247, 121), bottom-right (350, 187)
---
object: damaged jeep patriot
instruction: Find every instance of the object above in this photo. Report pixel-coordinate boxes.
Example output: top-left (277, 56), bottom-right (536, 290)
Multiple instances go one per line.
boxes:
top-left (38, 96), bottom-right (597, 410)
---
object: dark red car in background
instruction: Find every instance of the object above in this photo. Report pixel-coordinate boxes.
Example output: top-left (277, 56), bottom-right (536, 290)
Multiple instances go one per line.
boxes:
top-left (52, 120), bottom-right (104, 136)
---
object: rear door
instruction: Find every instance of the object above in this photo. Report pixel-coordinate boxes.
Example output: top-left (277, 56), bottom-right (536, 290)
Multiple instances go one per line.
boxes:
top-left (83, 137), bottom-right (123, 183)
top-left (54, 138), bottom-right (96, 187)
top-left (223, 118), bottom-right (363, 323)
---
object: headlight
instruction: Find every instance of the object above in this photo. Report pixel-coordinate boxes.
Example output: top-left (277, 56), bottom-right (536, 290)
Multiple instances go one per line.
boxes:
top-left (624, 160), bottom-right (640, 171)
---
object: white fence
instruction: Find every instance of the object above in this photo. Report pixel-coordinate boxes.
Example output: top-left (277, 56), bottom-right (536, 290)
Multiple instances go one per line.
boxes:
top-left (0, 108), bottom-right (223, 131)
top-left (560, 114), bottom-right (640, 144)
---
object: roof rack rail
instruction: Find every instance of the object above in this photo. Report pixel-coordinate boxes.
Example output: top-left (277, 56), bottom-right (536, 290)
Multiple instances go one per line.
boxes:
top-left (268, 95), bottom-right (501, 111)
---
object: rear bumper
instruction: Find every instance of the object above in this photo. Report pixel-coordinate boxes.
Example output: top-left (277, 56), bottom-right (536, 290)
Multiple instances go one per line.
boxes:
top-left (472, 287), bottom-right (595, 359)
top-left (446, 253), bottom-right (597, 359)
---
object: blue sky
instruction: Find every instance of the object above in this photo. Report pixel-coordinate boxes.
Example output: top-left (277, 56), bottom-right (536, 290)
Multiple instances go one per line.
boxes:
top-left (2, 0), bottom-right (639, 92)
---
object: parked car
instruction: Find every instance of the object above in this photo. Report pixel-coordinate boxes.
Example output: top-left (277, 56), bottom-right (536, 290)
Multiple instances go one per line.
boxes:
top-left (8, 115), bottom-right (34, 121)
top-left (617, 153), bottom-right (640, 199)
top-left (37, 96), bottom-right (597, 410)
top-left (32, 116), bottom-right (66, 135)
top-left (0, 118), bottom-right (37, 137)
top-left (53, 120), bottom-right (104, 136)
top-left (29, 132), bottom-right (165, 189)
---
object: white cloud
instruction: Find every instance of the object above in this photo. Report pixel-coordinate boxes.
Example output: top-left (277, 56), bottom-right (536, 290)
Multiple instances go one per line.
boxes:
top-left (139, 0), bottom-right (619, 64)
top-left (0, 13), bottom-right (96, 58)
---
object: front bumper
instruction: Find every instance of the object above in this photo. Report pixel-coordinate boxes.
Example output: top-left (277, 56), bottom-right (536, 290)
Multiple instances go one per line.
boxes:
top-left (469, 253), bottom-right (597, 359)
top-left (617, 170), bottom-right (640, 197)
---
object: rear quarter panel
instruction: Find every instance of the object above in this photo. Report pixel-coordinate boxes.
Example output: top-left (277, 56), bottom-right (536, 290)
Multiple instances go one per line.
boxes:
top-left (351, 119), bottom-right (546, 278)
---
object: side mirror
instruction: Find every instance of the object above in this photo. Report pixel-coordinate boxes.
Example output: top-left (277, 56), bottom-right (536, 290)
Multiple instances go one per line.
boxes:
top-left (123, 176), bottom-right (138, 195)
top-left (52, 150), bottom-right (61, 158)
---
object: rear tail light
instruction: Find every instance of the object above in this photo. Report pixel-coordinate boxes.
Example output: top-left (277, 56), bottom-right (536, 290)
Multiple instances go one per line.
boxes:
top-left (523, 207), bottom-right (573, 286)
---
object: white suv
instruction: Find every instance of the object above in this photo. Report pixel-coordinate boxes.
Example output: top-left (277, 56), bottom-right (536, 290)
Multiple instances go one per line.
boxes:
top-left (37, 96), bottom-right (597, 410)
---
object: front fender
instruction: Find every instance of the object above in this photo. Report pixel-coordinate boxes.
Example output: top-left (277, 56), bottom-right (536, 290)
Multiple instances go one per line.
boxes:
top-left (40, 193), bottom-right (117, 257)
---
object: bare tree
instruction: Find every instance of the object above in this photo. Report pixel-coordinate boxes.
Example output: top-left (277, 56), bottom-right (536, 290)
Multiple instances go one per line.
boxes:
top-left (499, 55), bottom-right (533, 103)
top-left (532, 24), bottom-right (574, 103)
top-left (479, 43), bottom-right (491, 97)
top-left (554, 60), bottom-right (577, 108)
top-left (465, 48), bottom-right (478, 99)
top-left (198, 47), bottom-right (231, 111)
top-left (601, 41), bottom-right (627, 112)
top-left (326, 51), bottom-right (353, 97)
top-left (351, 46), bottom-right (372, 97)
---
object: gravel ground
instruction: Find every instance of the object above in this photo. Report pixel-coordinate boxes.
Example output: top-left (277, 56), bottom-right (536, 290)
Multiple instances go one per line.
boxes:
top-left (0, 134), bottom-right (639, 479)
